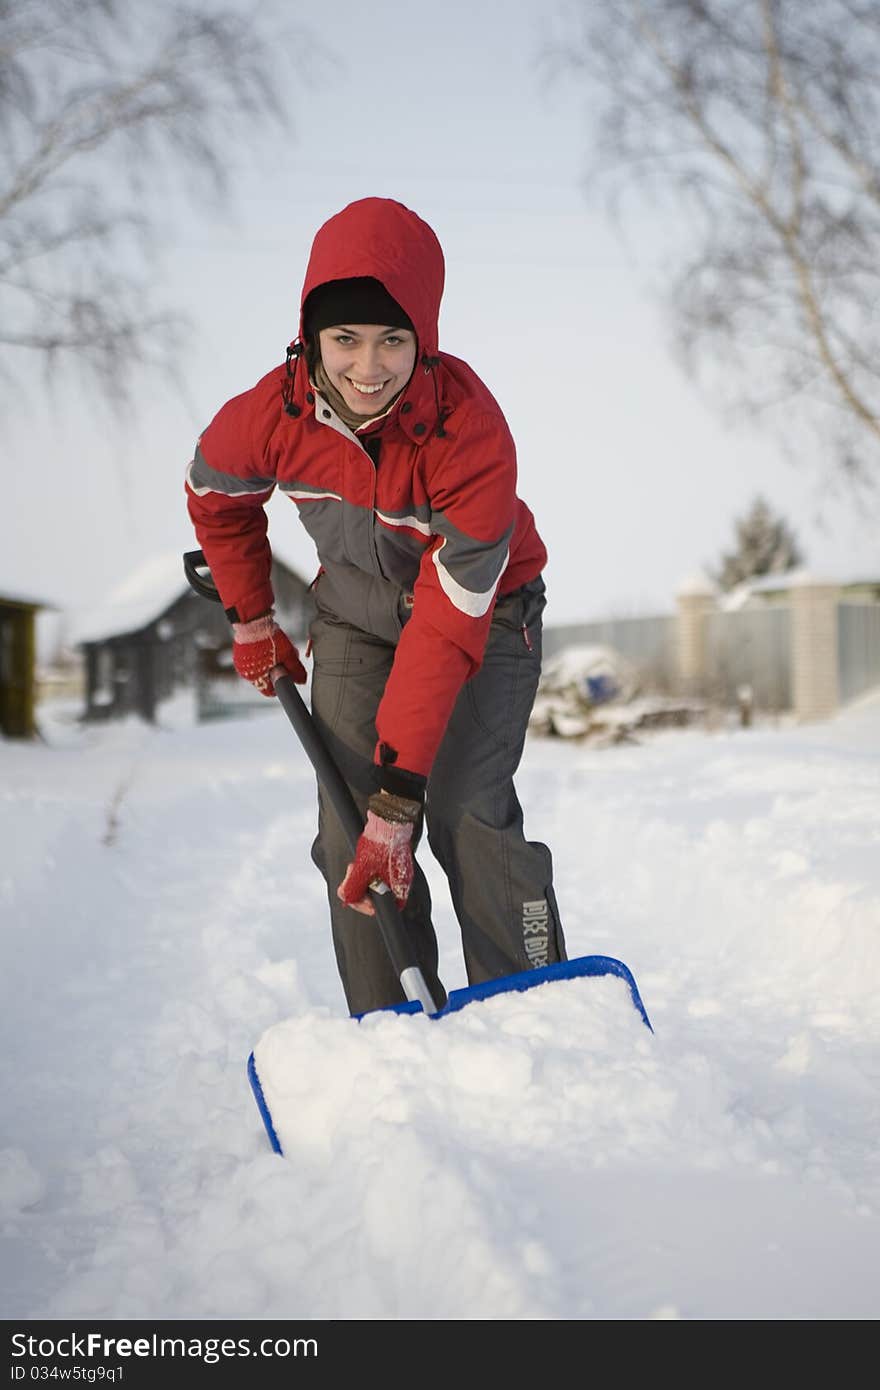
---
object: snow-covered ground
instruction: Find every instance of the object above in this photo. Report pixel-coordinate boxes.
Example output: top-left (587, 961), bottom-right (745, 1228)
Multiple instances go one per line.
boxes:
top-left (1, 688), bottom-right (878, 1320)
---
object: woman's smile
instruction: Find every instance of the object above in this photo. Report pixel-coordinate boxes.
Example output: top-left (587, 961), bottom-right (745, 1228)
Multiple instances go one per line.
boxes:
top-left (319, 324), bottom-right (417, 416)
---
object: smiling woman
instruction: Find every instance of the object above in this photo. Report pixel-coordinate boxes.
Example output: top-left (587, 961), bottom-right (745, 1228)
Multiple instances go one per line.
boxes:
top-left (185, 195), bottom-right (567, 1018)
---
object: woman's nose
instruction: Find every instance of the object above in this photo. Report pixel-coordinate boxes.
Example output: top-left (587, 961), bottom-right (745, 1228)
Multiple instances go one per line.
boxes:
top-left (355, 346), bottom-right (381, 376)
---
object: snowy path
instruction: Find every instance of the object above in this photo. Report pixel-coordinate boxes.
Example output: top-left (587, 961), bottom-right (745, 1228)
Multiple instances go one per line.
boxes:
top-left (2, 697), bottom-right (879, 1319)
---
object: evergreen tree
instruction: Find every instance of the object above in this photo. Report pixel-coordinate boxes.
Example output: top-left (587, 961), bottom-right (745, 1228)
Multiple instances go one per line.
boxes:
top-left (714, 496), bottom-right (804, 592)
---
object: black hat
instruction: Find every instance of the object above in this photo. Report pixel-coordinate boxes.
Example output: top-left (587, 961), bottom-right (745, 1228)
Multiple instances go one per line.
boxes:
top-left (303, 276), bottom-right (414, 338)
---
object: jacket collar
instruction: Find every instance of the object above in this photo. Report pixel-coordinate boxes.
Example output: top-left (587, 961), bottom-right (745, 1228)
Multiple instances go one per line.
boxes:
top-left (285, 349), bottom-right (443, 447)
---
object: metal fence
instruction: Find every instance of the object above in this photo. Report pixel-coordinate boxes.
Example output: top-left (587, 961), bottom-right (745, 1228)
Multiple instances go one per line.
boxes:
top-left (545, 597), bottom-right (880, 714)
top-left (705, 606), bottom-right (792, 711)
top-left (542, 614), bottom-right (677, 691)
top-left (838, 602), bottom-right (880, 704)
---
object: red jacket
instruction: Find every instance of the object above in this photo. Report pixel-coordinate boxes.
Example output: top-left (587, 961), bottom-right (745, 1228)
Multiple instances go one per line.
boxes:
top-left (186, 197), bottom-right (546, 777)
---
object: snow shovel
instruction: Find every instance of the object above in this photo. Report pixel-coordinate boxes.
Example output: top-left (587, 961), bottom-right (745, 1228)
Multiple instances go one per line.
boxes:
top-left (184, 551), bottom-right (651, 1147)
top-left (183, 547), bottom-right (650, 1020)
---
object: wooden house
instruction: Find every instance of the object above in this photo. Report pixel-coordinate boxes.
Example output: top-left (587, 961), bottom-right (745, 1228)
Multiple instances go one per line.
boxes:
top-left (73, 551), bottom-right (314, 724)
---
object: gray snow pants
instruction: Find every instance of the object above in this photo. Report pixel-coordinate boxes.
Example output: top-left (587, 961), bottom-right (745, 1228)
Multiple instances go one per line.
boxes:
top-left (308, 576), bottom-right (566, 1016)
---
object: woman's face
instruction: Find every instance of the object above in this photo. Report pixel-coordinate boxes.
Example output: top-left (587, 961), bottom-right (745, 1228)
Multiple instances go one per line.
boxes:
top-left (318, 324), bottom-right (417, 416)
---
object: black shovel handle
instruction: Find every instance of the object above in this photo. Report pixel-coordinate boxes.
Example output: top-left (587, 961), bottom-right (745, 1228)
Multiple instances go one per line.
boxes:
top-left (270, 671), bottom-right (368, 854)
top-left (271, 669), bottom-right (442, 1014)
top-left (183, 550), bottom-right (442, 1016)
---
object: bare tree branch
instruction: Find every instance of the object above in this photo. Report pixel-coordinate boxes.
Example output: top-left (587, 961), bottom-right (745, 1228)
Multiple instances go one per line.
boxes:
top-left (545, 0), bottom-right (880, 485)
top-left (0, 0), bottom-right (313, 409)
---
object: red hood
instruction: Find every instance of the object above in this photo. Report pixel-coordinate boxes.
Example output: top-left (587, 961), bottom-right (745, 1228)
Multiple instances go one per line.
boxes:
top-left (299, 198), bottom-right (445, 355)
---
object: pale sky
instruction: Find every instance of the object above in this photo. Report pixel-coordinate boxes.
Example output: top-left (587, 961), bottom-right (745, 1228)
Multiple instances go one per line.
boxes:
top-left (4, 0), bottom-right (877, 637)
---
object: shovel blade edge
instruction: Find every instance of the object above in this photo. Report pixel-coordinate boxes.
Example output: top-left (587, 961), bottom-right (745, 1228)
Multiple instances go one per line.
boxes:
top-left (373, 954), bottom-right (652, 1030)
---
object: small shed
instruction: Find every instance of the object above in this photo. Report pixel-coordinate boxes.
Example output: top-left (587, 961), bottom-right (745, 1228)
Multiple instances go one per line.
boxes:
top-left (0, 587), bottom-right (52, 738)
top-left (73, 551), bottom-right (314, 724)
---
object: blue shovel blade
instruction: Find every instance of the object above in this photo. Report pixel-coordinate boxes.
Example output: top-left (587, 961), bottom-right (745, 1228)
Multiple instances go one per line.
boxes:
top-left (248, 955), bottom-right (651, 1156)
top-left (247, 1050), bottom-right (284, 1156)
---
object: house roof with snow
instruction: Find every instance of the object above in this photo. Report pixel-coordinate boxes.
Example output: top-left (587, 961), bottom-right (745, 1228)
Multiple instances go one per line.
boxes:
top-left (70, 553), bottom-right (195, 645)
top-left (69, 548), bottom-right (308, 645)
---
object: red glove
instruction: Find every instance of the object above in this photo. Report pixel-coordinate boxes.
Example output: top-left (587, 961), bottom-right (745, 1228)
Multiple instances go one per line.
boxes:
top-left (337, 793), bottom-right (420, 916)
top-left (232, 615), bottom-right (307, 695)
